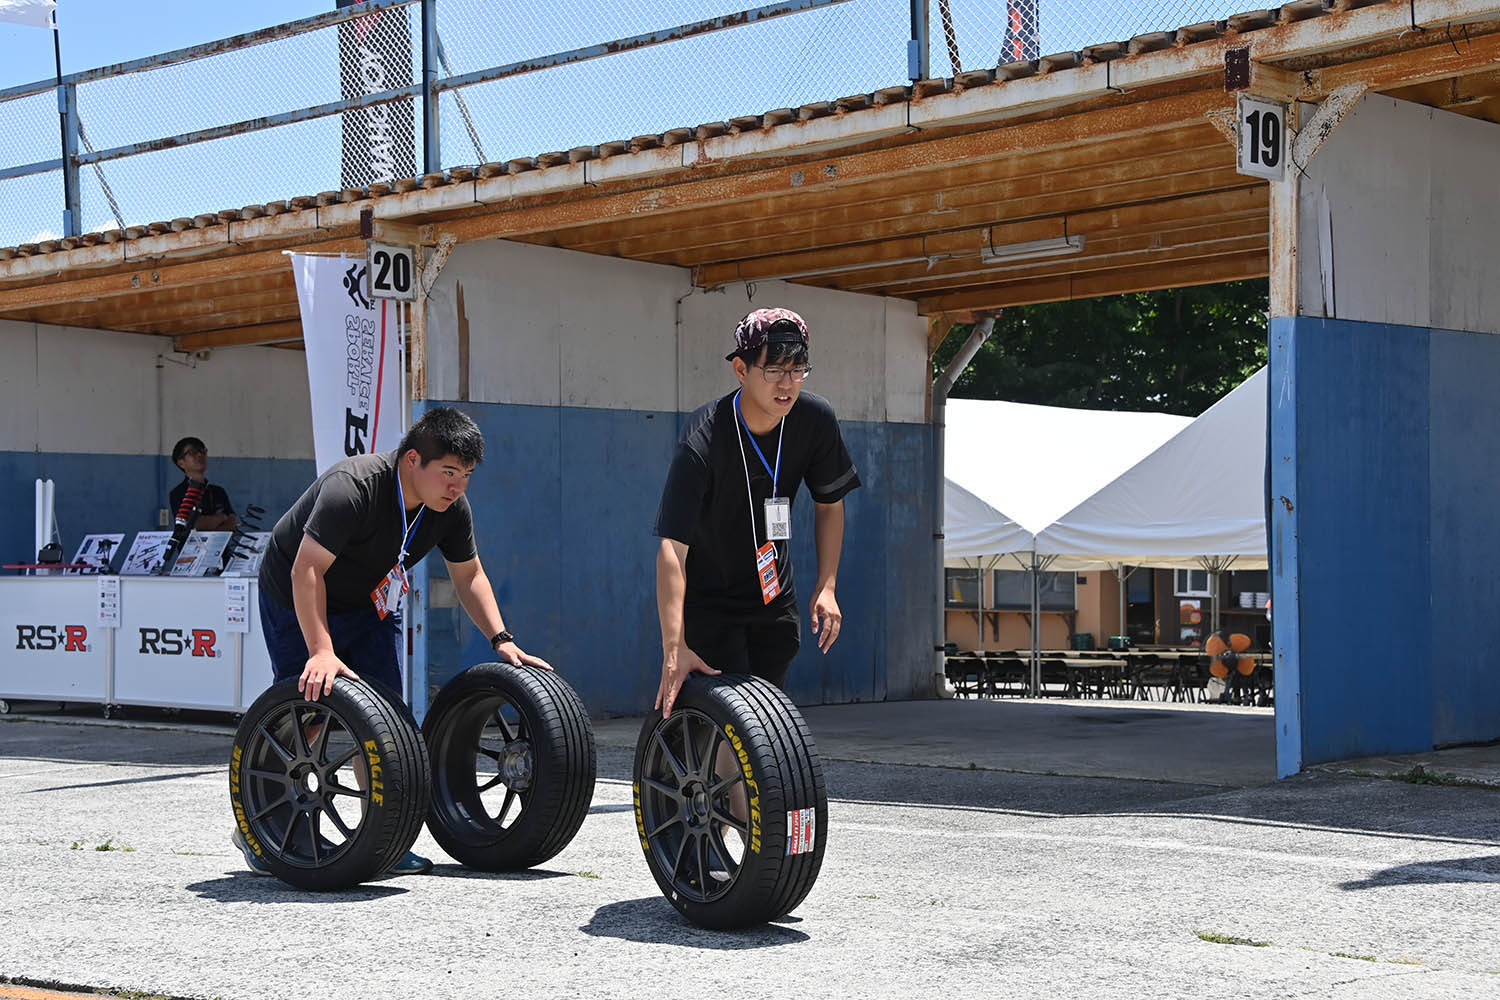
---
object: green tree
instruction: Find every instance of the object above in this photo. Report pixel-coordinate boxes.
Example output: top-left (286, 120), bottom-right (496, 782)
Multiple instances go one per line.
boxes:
top-left (932, 280), bottom-right (1269, 415)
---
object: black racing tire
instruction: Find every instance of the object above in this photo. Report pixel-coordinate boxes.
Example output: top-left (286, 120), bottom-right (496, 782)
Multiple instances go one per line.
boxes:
top-left (632, 674), bottom-right (828, 929)
top-left (229, 677), bottom-right (428, 890)
top-left (423, 663), bottom-right (596, 870)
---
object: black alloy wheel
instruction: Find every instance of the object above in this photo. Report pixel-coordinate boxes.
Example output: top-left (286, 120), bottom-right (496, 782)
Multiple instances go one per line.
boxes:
top-left (423, 663), bottom-right (596, 870)
top-left (633, 674), bottom-right (827, 929)
top-left (229, 677), bottom-right (428, 890)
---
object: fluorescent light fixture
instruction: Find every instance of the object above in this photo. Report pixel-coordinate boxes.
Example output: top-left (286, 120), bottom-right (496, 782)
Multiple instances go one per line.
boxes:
top-left (980, 234), bottom-right (1085, 264)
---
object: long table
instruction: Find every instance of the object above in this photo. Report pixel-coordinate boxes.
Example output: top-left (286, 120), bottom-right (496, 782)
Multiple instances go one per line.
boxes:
top-left (0, 575), bottom-right (274, 715)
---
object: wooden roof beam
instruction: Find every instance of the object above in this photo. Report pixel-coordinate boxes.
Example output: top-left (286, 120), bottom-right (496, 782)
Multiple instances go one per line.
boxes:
top-left (916, 251), bottom-right (1269, 312)
top-left (173, 320), bottom-right (304, 351)
top-left (0, 240), bottom-right (356, 314)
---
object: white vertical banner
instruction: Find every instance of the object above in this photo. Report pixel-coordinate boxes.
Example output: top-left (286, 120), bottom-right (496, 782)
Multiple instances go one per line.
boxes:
top-left (290, 253), bottom-right (404, 473)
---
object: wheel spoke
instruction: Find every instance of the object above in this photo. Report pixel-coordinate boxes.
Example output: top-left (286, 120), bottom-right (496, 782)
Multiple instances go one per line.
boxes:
top-left (312, 714), bottom-right (333, 765)
top-left (647, 815), bottom-right (683, 840)
top-left (478, 772), bottom-right (506, 793)
top-left (710, 808), bottom-right (750, 838)
top-left (247, 766), bottom-right (289, 784)
top-left (642, 775), bottom-right (680, 799)
top-left (309, 814), bottom-right (324, 863)
top-left (494, 789), bottom-right (518, 826)
top-left (292, 709), bottom-right (314, 758)
top-left (695, 831), bottom-right (711, 887)
top-left (709, 825), bottom-right (740, 875)
top-left (476, 743), bottom-right (503, 763)
top-left (257, 723), bottom-right (296, 763)
top-left (276, 811), bottom-right (298, 853)
top-left (491, 709), bottom-right (515, 744)
top-left (671, 828), bottom-right (691, 879)
top-left (323, 803), bottom-right (355, 839)
top-left (326, 779), bottom-right (365, 800)
top-left (682, 715), bottom-right (700, 776)
top-left (327, 745), bottom-right (359, 771)
top-left (653, 730), bottom-right (689, 780)
top-left (707, 770), bottom-right (743, 798)
top-left (249, 794), bottom-right (289, 822)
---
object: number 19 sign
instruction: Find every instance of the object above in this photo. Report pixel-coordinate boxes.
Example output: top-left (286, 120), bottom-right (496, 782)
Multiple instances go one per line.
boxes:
top-left (366, 242), bottom-right (417, 301)
top-left (1236, 93), bottom-right (1287, 182)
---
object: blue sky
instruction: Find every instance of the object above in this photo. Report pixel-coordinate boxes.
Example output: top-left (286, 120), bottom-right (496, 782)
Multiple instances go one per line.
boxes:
top-left (0, 1), bottom-right (332, 85)
top-left (0, 0), bottom-right (1225, 245)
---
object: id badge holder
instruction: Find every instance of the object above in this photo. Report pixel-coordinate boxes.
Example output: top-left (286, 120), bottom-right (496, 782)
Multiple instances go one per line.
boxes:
top-left (370, 561), bottom-right (410, 620)
top-left (755, 541), bottom-right (781, 605)
top-left (764, 497), bottom-right (791, 541)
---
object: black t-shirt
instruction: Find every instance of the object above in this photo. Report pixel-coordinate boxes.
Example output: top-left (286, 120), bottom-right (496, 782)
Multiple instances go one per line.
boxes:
top-left (259, 451), bottom-right (478, 613)
top-left (169, 478), bottom-right (234, 519)
top-left (654, 390), bottom-right (860, 614)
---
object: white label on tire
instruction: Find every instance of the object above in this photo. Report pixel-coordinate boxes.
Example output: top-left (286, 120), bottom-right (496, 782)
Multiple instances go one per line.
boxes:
top-left (787, 807), bottom-right (816, 856)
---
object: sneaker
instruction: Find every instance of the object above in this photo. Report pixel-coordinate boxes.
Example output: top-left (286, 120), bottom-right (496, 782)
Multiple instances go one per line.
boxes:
top-left (231, 829), bottom-right (272, 876)
top-left (389, 850), bottom-right (433, 875)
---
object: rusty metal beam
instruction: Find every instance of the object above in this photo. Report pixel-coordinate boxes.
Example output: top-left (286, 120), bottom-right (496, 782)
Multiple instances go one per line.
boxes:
top-left (122, 303), bottom-right (301, 336)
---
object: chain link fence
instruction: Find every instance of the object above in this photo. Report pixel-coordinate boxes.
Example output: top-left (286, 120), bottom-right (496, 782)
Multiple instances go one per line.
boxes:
top-left (1, 0), bottom-right (1247, 250)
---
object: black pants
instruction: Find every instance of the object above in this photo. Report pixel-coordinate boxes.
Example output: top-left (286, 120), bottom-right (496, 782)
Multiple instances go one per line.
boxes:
top-left (684, 602), bottom-right (800, 689)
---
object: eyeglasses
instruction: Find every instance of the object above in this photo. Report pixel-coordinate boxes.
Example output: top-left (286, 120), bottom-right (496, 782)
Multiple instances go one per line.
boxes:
top-left (754, 364), bottom-right (812, 384)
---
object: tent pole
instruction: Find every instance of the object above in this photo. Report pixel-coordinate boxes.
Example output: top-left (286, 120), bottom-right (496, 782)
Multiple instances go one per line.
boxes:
top-left (1030, 549), bottom-right (1041, 696)
top-left (931, 314), bottom-right (996, 698)
top-left (1116, 565), bottom-right (1128, 648)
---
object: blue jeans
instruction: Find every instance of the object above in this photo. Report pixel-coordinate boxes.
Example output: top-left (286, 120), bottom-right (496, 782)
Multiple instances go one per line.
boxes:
top-left (258, 589), bottom-right (403, 698)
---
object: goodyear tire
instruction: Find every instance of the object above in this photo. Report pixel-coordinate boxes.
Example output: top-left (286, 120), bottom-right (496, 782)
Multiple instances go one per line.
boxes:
top-left (423, 663), bottom-right (596, 870)
top-left (632, 674), bottom-right (828, 929)
top-left (228, 677), bottom-right (428, 890)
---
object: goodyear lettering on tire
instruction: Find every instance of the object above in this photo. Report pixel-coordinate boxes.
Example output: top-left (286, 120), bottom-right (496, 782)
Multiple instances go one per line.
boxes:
top-left (633, 781), bottom-right (649, 852)
top-left (229, 744), bottom-right (263, 856)
top-left (723, 723), bottom-right (761, 854)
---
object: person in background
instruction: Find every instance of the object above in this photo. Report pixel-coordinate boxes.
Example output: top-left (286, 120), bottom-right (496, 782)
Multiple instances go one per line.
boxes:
top-left (169, 436), bottom-right (237, 532)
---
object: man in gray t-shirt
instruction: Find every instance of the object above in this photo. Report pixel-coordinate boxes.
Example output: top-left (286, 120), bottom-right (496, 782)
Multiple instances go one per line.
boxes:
top-left (243, 407), bottom-right (546, 877)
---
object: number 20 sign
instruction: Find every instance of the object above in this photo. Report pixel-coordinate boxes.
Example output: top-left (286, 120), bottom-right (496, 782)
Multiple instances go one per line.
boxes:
top-left (1236, 93), bottom-right (1287, 182)
top-left (366, 242), bottom-right (416, 301)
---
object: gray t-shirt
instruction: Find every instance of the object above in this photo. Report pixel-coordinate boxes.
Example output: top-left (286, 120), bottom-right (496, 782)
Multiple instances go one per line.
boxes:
top-left (259, 451), bottom-right (477, 613)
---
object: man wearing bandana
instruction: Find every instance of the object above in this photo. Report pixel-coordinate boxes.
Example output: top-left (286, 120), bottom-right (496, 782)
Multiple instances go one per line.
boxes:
top-left (652, 308), bottom-right (861, 716)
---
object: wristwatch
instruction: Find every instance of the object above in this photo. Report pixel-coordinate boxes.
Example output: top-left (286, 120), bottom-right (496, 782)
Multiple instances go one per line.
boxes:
top-left (490, 630), bottom-right (515, 649)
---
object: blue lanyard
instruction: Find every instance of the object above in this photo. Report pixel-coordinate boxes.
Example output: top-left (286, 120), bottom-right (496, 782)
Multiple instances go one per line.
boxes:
top-left (734, 391), bottom-right (783, 496)
top-left (394, 466), bottom-right (426, 562)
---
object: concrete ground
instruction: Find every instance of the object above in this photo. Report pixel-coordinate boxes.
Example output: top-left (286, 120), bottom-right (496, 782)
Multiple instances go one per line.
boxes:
top-left (1, 696), bottom-right (1498, 1000)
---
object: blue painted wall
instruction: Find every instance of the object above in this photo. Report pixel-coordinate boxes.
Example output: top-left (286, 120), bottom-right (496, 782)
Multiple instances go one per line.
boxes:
top-left (0, 451), bottom-right (314, 567)
top-left (414, 399), bottom-right (933, 716)
top-left (1271, 317), bottom-right (1500, 773)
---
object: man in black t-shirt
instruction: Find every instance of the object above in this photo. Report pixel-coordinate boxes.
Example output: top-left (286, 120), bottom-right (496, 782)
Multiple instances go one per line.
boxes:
top-left (653, 307), bottom-right (860, 717)
top-left (245, 407), bottom-right (546, 877)
top-left (168, 436), bottom-right (236, 532)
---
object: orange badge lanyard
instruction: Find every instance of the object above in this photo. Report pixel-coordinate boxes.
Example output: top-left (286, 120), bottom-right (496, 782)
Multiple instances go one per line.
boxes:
top-left (734, 390), bottom-right (785, 604)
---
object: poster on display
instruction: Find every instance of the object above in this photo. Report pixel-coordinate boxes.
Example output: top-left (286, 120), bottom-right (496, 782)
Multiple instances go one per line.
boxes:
top-left (120, 531), bottom-right (174, 575)
top-left (224, 579), bottom-right (250, 633)
top-left (169, 532), bottom-right (231, 577)
top-left (221, 532), bottom-right (272, 578)
top-left (290, 253), bottom-right (403, 474)
top-left (98, 575), bottom-right (121, 628)
top-left (68, 533), bottom-right (125, 574)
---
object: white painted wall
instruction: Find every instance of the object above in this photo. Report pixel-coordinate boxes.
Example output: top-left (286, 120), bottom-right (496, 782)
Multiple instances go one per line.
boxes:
top-left (424, 239), bottom-right (930, 422)
top-left (1297, 95), bottom-right (1500, 334)
top-left (0, 319), bottom-right (315, 458)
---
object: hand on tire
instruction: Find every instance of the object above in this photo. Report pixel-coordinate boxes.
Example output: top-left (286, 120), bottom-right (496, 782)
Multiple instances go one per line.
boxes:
top-left (495, 640), bottom-right (553, 672)
top-left (300, 650), bottom-right (359, 701)
top-left (656, 644), bottom-right (719, 718)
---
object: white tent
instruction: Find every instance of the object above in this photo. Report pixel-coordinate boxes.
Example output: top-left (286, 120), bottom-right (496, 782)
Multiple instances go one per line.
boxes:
top-left (943, 397), bottom-right (1193, 564)
top-left (1035, 367), bottom-right (1269, 569)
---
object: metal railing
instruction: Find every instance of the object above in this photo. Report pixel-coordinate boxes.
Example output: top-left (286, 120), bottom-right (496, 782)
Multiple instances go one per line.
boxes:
top-left (0, 0), bottom-right (1237, 250)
